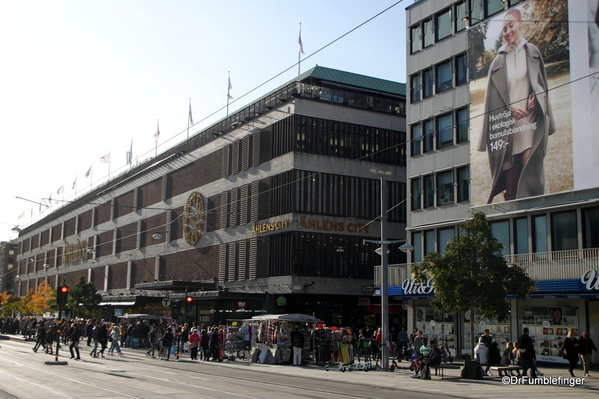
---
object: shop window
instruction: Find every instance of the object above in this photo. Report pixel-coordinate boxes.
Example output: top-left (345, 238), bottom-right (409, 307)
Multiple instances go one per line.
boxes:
top-left (411, 178), bottom-right (422, 210)
top-left (514, 217), bottom-right (529, 255)
top-left (582, 207), bottom-right (599, 249)
top-left (410, 74), bottom-right (421, 103)
top-left (436, 60), bottom-right (452, 93)
top-left (423, 19), bottom-right (433, 48)
top-left (413, 232), bottom-right (423, 263)
top-left (552, 211), bottom-right (578, 251)
top-left (456, 108), bottom-right (469, 142)
top-left (437, 170), bottom-right (454, 205)
top-left (485, 0), bottom-right (505, 18)
top-left (455, 53), bottom-right (467, 85)
top-left (435, 9), bottom-right (452, 41)
top-left (490, 220), bottom-right (509, 255)
top-left (423, 175), bottom-right (434, 208)
top-left (532, 215), bottom-right (548, 255)
top-left (438, 228), bottom-right (454, 254)
top-left (416, 304), bottom-right (455, 353)
top-left (423, 119), bottom-right (434, 153)
top-left (457, 166), bottom-right (469, 202)
top-left (411, 124), bottom-right (422, 156)
top-left (463, 310), bottom-right (510, 354)
top-left (436, 113), bottom-right (453, 148)
top-left (410, 25), bottom-right (421, 54)
top-left (423, 68), bottom-right (433, 98)
top-left (455, 1), bottom-right (467, 32)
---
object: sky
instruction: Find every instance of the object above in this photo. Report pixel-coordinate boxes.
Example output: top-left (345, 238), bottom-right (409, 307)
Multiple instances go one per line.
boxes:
top-left (0, 0), bottom-right (408, 242)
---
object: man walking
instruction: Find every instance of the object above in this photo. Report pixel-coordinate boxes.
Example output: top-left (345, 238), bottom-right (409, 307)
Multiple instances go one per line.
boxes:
top-left (290, 326), bottom-right (305, 366)
top-left (519, 327), bottom-right (537, 379)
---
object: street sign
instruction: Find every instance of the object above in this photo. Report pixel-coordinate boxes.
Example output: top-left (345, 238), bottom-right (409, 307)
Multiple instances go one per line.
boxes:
top-left (114, 309), bottom-right (123, 317)
top-left (162, 298), bottom-right (171, 307)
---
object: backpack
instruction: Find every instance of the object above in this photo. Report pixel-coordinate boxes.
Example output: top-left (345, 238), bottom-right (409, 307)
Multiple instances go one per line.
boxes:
top-left (461, 360), bottom-right (484, 380)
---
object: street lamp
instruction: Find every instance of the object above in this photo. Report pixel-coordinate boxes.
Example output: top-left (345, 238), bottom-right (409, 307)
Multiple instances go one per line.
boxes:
top-left (363, 177), bottom-right (414, 371)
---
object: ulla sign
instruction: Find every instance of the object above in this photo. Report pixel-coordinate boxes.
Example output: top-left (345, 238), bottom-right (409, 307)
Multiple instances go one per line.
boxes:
top-left (402, 278), bottom-right (435, 295)
top-left (581, 270), bottom-right (599, 291)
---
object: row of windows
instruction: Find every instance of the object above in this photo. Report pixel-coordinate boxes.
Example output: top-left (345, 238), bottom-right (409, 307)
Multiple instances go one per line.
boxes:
top-left (410, 53), bottom-right (467, 102)
top-left (409, 0), bottom-right (523, 54)
top-left (410, 108), bottom-right (469, 155)
top-left (410, 166), bottom-right (469, 210)
top-left (411, 207), bottom-right (599, 262)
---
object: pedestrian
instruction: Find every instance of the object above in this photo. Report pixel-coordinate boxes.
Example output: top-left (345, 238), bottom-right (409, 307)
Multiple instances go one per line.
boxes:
top-left (474, 337), bottom-right (491, 376)
top-left (32, 324), bottom-right (46, 353)
top-left (68, 322), bottom-right (82, 360)
top-left (45, 324), bottom-right (55, 355)
top-left (578, 331), bottom-right (598, 377)
top-left (562, 329), bottom-right (580, 377)
top-left (480, 329), bottom-right (493, 348)
top-left (160, 327), bottom-right (174, 361)
top-left (518, 327), bottom-right (537, 379)
top-left (85, 320), bottom-right (94, 346)
top-left (90, 322), bottom-right (100, 357)
top-left (290, 326), bottom-right (305, 366)
top-left (108, 324), bottom-right (123, 356)
top-left (146, 326), bottom-right (158, 358)
top-left (189, 328), bottom-right (200, 360)
top-left (98, 322), bottom-right (109, 358)
top-left (200, 328), bottom-right (210, 360)
top-left (209, 327), bottom-right (221, 362)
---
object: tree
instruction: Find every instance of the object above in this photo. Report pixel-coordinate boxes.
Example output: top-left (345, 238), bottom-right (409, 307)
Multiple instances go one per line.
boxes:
top-left (411, 212), bottom-right (536, 358)
top-left (31, 280), bottom-right (55, 315)
top-left (67, 277), bottom-right (102, 318)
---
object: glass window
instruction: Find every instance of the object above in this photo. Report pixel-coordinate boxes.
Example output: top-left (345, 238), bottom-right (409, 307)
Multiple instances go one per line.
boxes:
top-left (410, 25), bottom-right (421, 54)
top-left (514, 217), bottom-right (529, 254)
top-left (436, 9), bottom-right (452, 41)
top-left (423, 120), bottom-right (434, 153)
top-left (582, 207), bottom-right (599, 249)
top-left (423, 19), bottom-right (433, 48)
top-left (552, 211), bottom-right (578, 251)
top-left (485, 0), bottom-right (504, 18)
top-left (436, 113), bottom-right (453, 148)
top-left (425, 230), bottom-right (435, 254)
top-left (413, 232), bottom-right (422, 263)
top-left (410, 74), bottom-right (421, 103)
top-left (457, 166), bottom-right (469, 202)
top-left (455, 1), bottom-right (467, 32)
top-left (455, 53), bottom-right (467, 85)
top-left (411, 124), bottom-right (422, 156)
top-left (437, 170), bottom-right (454, 205)
top-left (423, 69), bottom-right (433, 98)
top-left (436, 60), bottom-right (452, 92)
top-left (490, 220), bottom-right (509, 255)
top-left (508, 0), bottom-right (522, 6)
top-left (469, 0), bottom-right (482, 24)
top-left (457, 108), bottom-right (469, 142)
top-left (423, 175), bottom-right (434, 208)
top-left (533, 215), bottom-right (548, 253)
top-left (438, 228), bottom-right (454, 255)
top-left (411, 178), bottom-right (422, 210)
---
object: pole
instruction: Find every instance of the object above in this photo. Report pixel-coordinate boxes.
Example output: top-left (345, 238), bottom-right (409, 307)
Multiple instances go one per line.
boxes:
top-left (380, 177), bottom-right (390, 371)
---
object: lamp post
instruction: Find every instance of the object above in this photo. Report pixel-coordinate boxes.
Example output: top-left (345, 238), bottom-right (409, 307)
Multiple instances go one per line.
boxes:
top-left (364, 177), bottom-right (413, 370)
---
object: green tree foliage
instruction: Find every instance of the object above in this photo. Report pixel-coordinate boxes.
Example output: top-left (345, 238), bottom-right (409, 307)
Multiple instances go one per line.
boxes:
top-left (67, 276), bottom-right (102, 318)
top-left (411, 212), bottom-right (536, 357)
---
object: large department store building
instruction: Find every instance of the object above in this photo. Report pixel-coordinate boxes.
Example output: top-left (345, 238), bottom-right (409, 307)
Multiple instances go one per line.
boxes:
top-left (12, 66), bottom-right (408, 328)
top-left (398, 0), bottom-right (599, 364)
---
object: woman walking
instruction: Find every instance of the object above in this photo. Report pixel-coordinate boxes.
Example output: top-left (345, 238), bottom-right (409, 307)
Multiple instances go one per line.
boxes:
top-left (562, 329), bottom-right (580, 377)
top-left (108, 324), bottom-right (123, 356)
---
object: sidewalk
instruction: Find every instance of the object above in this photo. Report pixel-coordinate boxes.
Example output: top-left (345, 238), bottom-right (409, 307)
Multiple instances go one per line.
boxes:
top-left (3, 333), bottom-right (599, 398)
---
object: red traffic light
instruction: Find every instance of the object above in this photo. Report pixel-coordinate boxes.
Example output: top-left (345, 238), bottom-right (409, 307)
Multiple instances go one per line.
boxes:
top-left (59, 286), bottom-right (69, 294)
top-left (185, 296), bottom-right (193, 303)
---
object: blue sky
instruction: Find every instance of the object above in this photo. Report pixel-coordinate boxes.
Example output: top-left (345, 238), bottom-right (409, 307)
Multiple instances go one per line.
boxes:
top-left (0, 0), bottom-right (407, 241)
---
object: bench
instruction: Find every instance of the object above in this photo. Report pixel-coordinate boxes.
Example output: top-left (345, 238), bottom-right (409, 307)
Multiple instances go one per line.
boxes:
top-left (434, 363), bottom-right (463, 379)
top-left (488, 365), bottom-right (523, 376)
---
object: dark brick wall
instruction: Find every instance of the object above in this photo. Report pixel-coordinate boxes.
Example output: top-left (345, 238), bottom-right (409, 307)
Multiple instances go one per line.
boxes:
top-left (139, 179), bottom-right (162, 209)
top-left (114, 191), bottom-right (134, 220)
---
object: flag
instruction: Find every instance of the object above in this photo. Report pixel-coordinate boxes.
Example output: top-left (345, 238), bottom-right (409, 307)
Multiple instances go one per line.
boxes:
top-left (126, 140), bottom-right (133, 165)
top-left (72, 177), bottom-right (77, 190)
top-left (298, 26), bottom-right (305, 55)
top-left (57, 185), bottom-right (64, 195)
top-left (154, 120), bottom-right (160, 141)
top-left (84, 165), bottom-right (92, 178)
top-left (100, 153), bottom-right (110, 163)
top-left (227, 76), bottom-right (233, 100)
top-left (17, 212), bottom-right (24, 220)
top-left (48, 193), bottom-right (52, 204)
top-left (188, 102), bottom-right (194, 126)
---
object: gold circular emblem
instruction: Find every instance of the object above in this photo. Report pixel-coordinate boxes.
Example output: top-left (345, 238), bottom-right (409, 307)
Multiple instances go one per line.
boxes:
top-left (183, 191), bottom-right (205, 246)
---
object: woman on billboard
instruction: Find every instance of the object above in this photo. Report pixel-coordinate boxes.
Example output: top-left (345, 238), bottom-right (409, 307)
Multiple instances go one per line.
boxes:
top-left (477, 8), bottom-right (555, 203)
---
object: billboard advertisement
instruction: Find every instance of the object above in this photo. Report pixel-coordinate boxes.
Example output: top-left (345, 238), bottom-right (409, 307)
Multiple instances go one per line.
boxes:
top-left (468, 0), bottom-right (598, 206)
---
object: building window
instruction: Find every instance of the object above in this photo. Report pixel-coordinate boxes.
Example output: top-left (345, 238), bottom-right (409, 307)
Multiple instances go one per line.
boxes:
top-left (423, 19), bottom-right (433, 48)
top-left (423, 175), bottom-right (434, 208)
top-left (490, 220), bottom-right (510, 255)
top-left (410, 25), bottom-right (421, 54)
top-left (457, 166), bottom-right (469, 202)
top-left (455, 1), bottom-right (467, 32)
top-left (469, 0), bottom-right (482, 24)
top-left (533, 215), bottom-right (548, 253)
top-left (455, 53), bottom-right (467, 85)
top-left (423, 119), bottom-right (434, 153)
top-left (411, 178), bottom-right (422, 210)
top-left (552, 211), bottom-right (578, 251)
top-left (435, 9), bottom-right (452, 41)
top-left (582, 207), bottom-right (599, 249)
top-left (438, 228), bottom-right (454, 255)
top-left (425, 230), bottom-right (435, 255)
top-left (423, 69), bottom-right (433, 98)
top-left (411, 124), bottom-right (422, 156)
top-left (437, 170), bottom-right (454, 205)
top-left (457, 108), bottom-right (469, 143)
top-left (514, 217), bottom-right (529, 254)
top-left (436, 60), bottom-right (452, 93)
top-left (485, 0), bottom-right (505, 18)
top-left (410, 74), bottom-right (421, 103)
top-left (413, 232), bottom-right (422, 263)
top-left (436, 113), bottom-right (453, 148)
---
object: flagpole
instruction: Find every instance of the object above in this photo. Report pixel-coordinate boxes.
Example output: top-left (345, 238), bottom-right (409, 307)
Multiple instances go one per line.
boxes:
top-left (298, 23), bottom-right (302, 79)
top-left (155, 119), bottom-right (160, 156)
top-left (187, 99), bottom-right (190, 139)
top-left (227, 71), bottom-right (231, 117)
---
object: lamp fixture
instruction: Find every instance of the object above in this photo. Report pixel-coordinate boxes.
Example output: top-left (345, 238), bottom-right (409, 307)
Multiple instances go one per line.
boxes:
top-left (374, 246), bottom-right (390, 256)
top-left (399, 243), bottom-right (415, 253)
top-left (152, 233), bottom-right (163, 240)
top-left (11, 226), bottom-right (22, 232)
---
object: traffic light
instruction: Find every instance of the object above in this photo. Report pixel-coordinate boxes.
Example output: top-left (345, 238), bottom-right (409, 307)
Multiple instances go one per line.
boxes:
top-left (57, 286), bottom-right (69, 306)
top-left (0, 296), bottom-right (3, 306)
top-left (185, 296), bottom-right (193, 313)
top-left (185, 296), bottom-right (193, 303)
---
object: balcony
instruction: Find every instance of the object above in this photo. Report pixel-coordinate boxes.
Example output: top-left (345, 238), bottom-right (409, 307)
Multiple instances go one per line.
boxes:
top-left (376, 248), bottom-right (599, 287)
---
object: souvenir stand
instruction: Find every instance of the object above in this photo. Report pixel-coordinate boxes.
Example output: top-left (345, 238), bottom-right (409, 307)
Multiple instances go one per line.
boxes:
top-left (310, 325), bottom-right (356, 365)
top-left (243, 314), bottom-right (321, 365)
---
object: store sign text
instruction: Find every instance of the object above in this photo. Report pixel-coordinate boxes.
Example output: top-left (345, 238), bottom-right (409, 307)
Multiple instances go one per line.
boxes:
top-left (581, 270), bottom-right (599, 291)
top-left (402, 278), bottom-right (435, 295)
top-left (299, 216), bottom-right (370, 234)
top-left (63, 239), bottom-right (87, 265)
top-left (252, 219), bottom-right (290, 234)
top-left (367, 305), bottom-right (401, 314)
